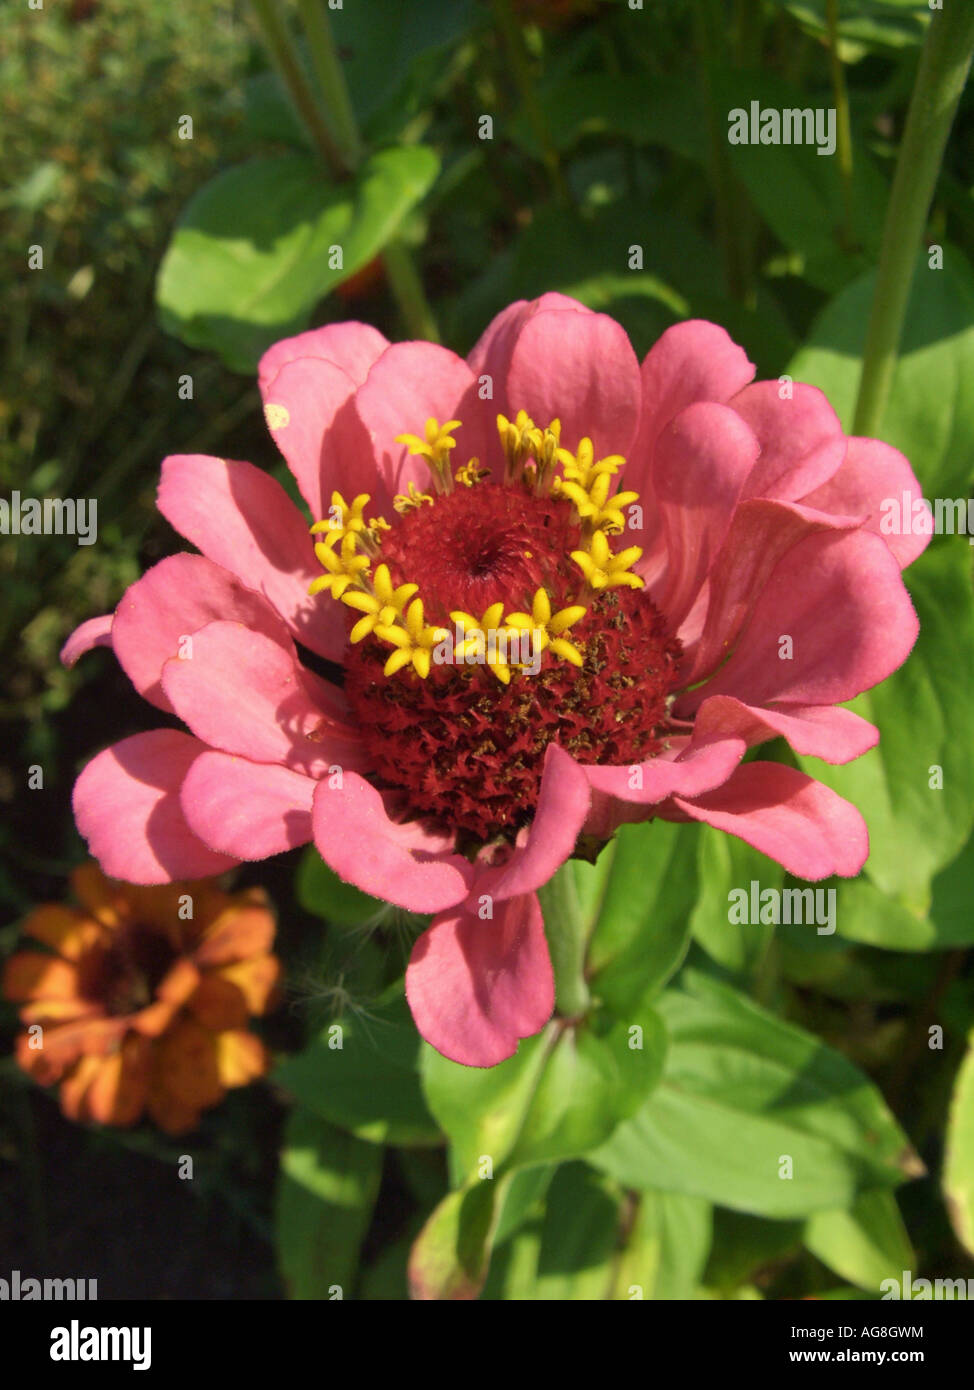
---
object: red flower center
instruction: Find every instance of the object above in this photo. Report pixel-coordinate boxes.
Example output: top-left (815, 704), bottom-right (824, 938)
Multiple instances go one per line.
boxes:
top-left (340, 480), bottom-right (682, 843)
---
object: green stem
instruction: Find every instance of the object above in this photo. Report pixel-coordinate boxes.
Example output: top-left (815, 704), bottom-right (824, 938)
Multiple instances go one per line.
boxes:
top-left (295, 0), bottom-right (363, 167)
top-left (491, 0), bottom-right (570, 206)
top-left (381, 241), bottom-right (441, 343)
top-left (853, 3), bottom-right (974, 437)
top-left (538, 863), bottom-right (591, 1019)
top-left (249, 0), bottom-right (347, 178)
top-left (694, 0), bottom-right (751, 304)
top-left (825, 0), bottom-right (855, 251)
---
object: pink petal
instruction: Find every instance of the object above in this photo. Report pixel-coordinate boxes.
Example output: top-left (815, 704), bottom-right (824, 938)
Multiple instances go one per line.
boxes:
top-left (504, 306), bottom-right (642, 459)
top-left (466, 292), bottom-right (588, 381)
top-left (161, 620), bottom-right (366, 775)
top-left (583, 727), bottom-right (747, 806)
top-left (73, 731), bottom-right (239, 884)
top-left (312, 775), bottom-right (471, 913)
top-left (260, 356), bottom-right (379, 520)
top-left (652, 401), bottom-right (761, 631)
top-left (354, 342), bottom-right (491, 499)
top-left (61, 614), bottom-right (113, 668)
top-left (471, 745), bottom-right (591, 904)
top-left (684, 528), bottom-right (919, 710)
top-left (631, 320), bottom-right (755, 475)
top-left (406, 892), bottom-right (553, 1067)
top-left (682, 498), bottom-right (857, 687)
top-left (799, 436), bottom-right (930, 569)
top-left (691, 694), bottom-right (879, 765)
top-left (733, 381), bottom-right (847, 502)
top-left (258, 320), bottom-right (388, 394)
top-left (671, 762), bottom-right (868, 880)
top-left (111, 554), bottom-right (291, 712)
top-left (180, 751), bottom-right (315, 860)
top-left (158, 454), bottom-right (345, 662)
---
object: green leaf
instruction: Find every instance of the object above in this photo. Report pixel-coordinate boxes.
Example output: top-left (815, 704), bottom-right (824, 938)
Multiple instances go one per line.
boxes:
top-left (612, 1189), bottom-right (713, 1301)
top-left (587, 820), bottom-right (699, 1013)
top-left (296, 845), bottom-right (385, 926)
top-left (590, 973), bottom-right (921, 1218)
top-left (771, 0), bottom-right (930, 52)
top-left (274, 1108), bottom-right (382, 1300)
top-left (274, 987), bottom-right (440, 1147)
top-left (407, 1178), bottom-right (498, 1301)
top-left (157, 146), bottom-right (439, 371)
top-left (790, 247), bottom-right (974, 497)
top-left (421, 1002), bottom-right (667, 1181)
top-left (718, 72), bottom-right (889, 293)
top-left (943, 1031), bottom-right (974, 1257)
top-left (798, 543), bottom-right (974, 910)
top-left (690, 828), bottom-right (784, 977)
top-left (804, 1190), bottom-right (914, 1292)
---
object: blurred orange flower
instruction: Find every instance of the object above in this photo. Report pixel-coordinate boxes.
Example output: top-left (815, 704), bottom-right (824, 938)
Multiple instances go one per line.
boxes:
top-left (3, 864), bottom-right (280, 1134)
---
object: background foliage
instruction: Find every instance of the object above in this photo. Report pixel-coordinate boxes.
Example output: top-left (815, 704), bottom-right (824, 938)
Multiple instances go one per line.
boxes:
top-left (2, 0), bottom-right (974, 1300)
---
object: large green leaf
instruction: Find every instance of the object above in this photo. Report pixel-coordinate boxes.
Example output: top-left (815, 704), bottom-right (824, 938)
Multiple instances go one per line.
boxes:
top-left (157, 146), bottom-right (439, 371)
top-left (943, 1031), bottom-right (974, 1258)
top-left (804, 1190), bottom-right (914, 1292)
top-left (798, 543), bottom-right (974, 911)
top-left (771, 0), bottom-right (929, 51)
top-left (586, 819), bottom-right (699, 1013)
top-left (274, 1109), bottom-right (382, 1300)
top-left (790, 247), bottom-right (974, 498)
top-left (274, 987), bottom-right (440, 1147)
top-left (421, 1001), bottom-right (666, 1182)
top-left (407, 1178), bottom-right (498, 1301)
top-left (690, 828), bottom-right (784, 978)
top-left (590, 973), bottom-right (921, 1218)
top-left (613, 1189), bottom-right (713, 1301)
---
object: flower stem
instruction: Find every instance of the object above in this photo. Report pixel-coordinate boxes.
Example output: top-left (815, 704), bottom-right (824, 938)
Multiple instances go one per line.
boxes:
top-left (538, 863), bottom-right (591, 1020)
top-left (852, 3), bottom-right (974, 438)
top-left (825, 0), bottom-right (855, 252)
top-left (491, 0), bottom-right (570, 206)
top-left (295, 0), bottom-right (363, 168)
top-left (249, 0), bottom-right (348, 178)
top-left (381, 241), bottom-right (441, 343)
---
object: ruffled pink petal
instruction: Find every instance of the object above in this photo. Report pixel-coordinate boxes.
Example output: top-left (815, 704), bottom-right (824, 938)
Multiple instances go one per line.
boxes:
top-left (670, 762), bottom-right (868, 880)
top-left (583, 726), bottom-right (747, 806)
top-left (61, 614), bottom-right (113, 668)
top-left (629, 320), bottom-right (755, 490)
top-left (682, 498), bottom-right (857, 688)
top-left (406, 892), bottom-right (553, 1067)
top-left (161, 621), bottom-right (366, 775)
top-left (258, 320), bottom-right (388, 394)
top-left (652, 401), bottom-right (761, 631)
top-left (690, 694), bottom-right (879, 765)
top-left (733, 382), bottom-right (847, 502)
top-left (111, 554), bottom-right (290, 712)
top-left (73, 731), bottom-right (239, 884)
top-left (799, 437), bottom-right (930, 569)
top-left (504, 306), bottom-right (642, 459)
top-left (312, 775), bottom-right (472, 913)
top-left (353, 341), bottom-right (491, 498)
top-left (260, 357), bottom-right (379, 519)
top-left (471, 745), bottom-right (591, 904)
top-left (158, 454), bottom-right (344, 661)
top-left (684, 528), bottom-right (919, 710)
top-left (466, 292), bottom-right (588, 382)
top-left (180, 751), bottom-right (315, 860)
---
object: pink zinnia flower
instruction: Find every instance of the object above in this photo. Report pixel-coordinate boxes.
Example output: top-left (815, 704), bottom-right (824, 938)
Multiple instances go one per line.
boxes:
top-left (64, 295), bottom-right (926, 1067)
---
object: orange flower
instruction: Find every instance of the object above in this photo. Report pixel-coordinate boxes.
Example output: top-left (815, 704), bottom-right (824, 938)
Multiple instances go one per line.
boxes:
top-left (3, 863), bottom-right (280, 1134)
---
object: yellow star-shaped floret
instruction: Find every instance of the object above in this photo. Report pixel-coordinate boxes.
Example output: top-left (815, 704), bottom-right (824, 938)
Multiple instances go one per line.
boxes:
top-left (341, 564), bottom-right (419, 644)
top-left (559, 470), bottom-right (640, 534)
top-left (309, 532), bottom-right (370, 599)
top-left (374, 598), bottom-right (448, 680)
top-left (310, 492), bottom-right (372, 549)
top-left (505, 588), bottom-right (587, 668)
top-left (395, 417), bottom-right (461, 488)
top-left (450, 601), bottom-right (519, 685)
top-left (555, 437), bottom-right (625, 492)
top-left (571, 530), bottom-right (644, 591)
